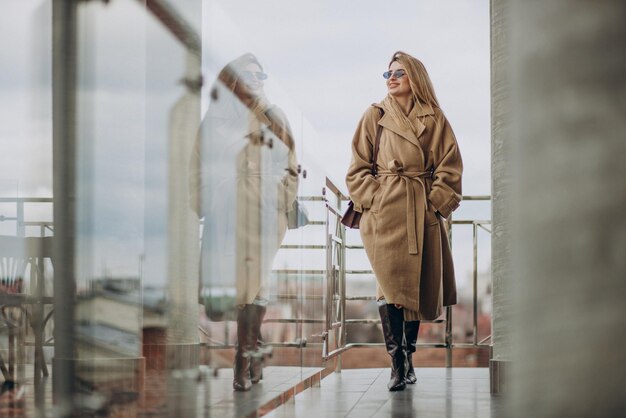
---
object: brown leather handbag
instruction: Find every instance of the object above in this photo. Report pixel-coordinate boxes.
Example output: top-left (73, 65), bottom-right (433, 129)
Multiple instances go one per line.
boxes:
top-left (340, 200), bottom-right (362, 229)
top-left (341, 109), bottom-right (384, 229)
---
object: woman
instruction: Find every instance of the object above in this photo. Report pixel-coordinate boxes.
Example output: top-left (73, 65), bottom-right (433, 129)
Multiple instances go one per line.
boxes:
top-left (346, 51), bottom-right (462, 391)
top-left (190, 53), bottom-right (299, 391)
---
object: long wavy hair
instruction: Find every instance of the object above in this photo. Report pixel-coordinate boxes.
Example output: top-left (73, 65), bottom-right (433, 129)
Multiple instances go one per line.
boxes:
top-left (388, 51), bottom-right (440, 109)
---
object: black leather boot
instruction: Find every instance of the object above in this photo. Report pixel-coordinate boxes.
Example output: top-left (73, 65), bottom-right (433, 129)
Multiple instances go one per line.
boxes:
top-left (249, 338), bottom-right (263, 384)
top-left (249, 305), bottom-right (267, 384)
top-left (378, 302), bottom-right (406, 391)
top-left (404, 320), bottom-right (420, 384)
top-left (233, 305), bottom-right (253, 391)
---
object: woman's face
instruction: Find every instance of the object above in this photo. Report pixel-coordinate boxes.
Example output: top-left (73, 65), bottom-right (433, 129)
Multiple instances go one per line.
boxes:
top-left (386, 61), bottom-right (411, 99)
top-left (239, 62), bottom-right (265, 95)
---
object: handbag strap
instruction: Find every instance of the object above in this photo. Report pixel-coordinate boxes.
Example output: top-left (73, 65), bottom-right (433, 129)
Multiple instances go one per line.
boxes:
top-left (371, 107), bottom-right (384, 176)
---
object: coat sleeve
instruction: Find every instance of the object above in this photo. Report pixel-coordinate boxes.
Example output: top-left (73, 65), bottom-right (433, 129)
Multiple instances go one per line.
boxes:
top-left (345, 108), bottom-right (382, 212)
top-left (269, 108), bottom-right (299, 211)
top-left (280, 146), bottom-right (299, 213)
top-left (429, 114), bottom-right (463, 218)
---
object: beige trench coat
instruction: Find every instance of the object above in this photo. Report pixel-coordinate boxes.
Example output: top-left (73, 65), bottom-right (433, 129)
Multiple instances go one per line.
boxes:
top-left (346, 102), bottom-right (462, 320)
top-left (191, 95), bottom-right (298, 306)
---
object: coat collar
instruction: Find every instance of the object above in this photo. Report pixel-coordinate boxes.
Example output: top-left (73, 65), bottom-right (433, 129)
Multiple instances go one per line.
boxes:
top-left (410, 102), bottom-right (434, 117)
top-left (374, 102), bottom-right (433, 149)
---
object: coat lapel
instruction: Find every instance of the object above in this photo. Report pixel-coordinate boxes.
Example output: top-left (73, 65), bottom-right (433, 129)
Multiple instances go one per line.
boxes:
top-left (377, 102), bottom-right (434, 149)
top-left (378, 113), bottom-right (421, 148)
top-left (409, 102), bottom-right (434, 140)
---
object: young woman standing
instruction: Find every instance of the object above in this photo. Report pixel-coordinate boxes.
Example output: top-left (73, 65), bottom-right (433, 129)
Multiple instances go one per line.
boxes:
top-left (346, 51), bottom-right (462, 391)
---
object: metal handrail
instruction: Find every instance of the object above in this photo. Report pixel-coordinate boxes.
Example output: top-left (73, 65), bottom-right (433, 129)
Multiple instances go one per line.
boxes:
top-left (0, 197), bottom-right (54, 237)
top-left (319, 178), bottom-right (492, 368)
top-left (3, 188), bottom-right (491, 370)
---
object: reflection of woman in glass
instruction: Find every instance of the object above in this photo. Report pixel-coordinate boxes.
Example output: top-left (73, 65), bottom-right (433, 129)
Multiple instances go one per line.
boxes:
top-left (346, 51), bottom-right (462, 391)
top-left (190, 53), bottom-right (298, 391)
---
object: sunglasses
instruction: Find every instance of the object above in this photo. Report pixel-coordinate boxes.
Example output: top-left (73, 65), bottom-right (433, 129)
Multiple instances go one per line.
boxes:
top-left (241, 71), bottom-right (268, 81)
top-left (383, 70), bottom-right (406, 80)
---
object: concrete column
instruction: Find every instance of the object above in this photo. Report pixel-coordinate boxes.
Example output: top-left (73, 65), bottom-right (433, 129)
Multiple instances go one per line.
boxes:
top-left (489, 0), bottom-right (512, 395)
top-left (166, 51), bottom-right (201, 354)
top-left (510, 1), bottom-right (626, 416)
top-left (140, 1), bottom-right (203, 415)
top-left (163, 43), bottom-right (202, 418)
top-left (140, 2), bottom-right (202, 371)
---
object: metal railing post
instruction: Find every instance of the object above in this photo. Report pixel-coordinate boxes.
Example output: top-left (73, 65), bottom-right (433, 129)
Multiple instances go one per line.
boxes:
top-left (446, 212), bottom-right (454, 368)
top-left (52, 0), bottom-right (78, 413)
top-left (338, 200), bottom-right (347, 373)
top-left (16, 200), bottom-right (25, 238)
top-left (324, 187), bottom-right (333, 361)
top-left (445, 306), bottom-right (452, 367)
top-left (473, 222), bottom-right (479, 346)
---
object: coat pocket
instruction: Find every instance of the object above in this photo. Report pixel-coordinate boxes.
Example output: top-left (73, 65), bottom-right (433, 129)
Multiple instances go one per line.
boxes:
top-left (370, 183), bottom-right (388, 213)
top-left (426, 200), bottom-right (440, 226)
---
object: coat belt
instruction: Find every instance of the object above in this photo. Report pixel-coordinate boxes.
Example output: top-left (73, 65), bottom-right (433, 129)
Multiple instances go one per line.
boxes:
top-left (378, 167), bottom-right (431, 255)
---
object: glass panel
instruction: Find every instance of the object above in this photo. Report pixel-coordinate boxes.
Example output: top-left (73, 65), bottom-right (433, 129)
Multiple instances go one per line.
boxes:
top-left (73, 0), bottom-right (204, 414)
top-left (1, 1), bottom-right (54, 415)
top-left (72, 2), bottom-right (148, 415)
top-left (199, 0), bottom-right (350, 403)
top-left (143, 0), bottom-right (202, 415)
top-left (296, 127), bottom-right (331, 375)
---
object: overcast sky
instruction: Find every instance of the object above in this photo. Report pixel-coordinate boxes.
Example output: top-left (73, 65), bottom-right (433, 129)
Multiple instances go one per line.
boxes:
top-left (1, 0), bottom-right (490, 290)
top-left (203, 0), bottom-right (490, 194)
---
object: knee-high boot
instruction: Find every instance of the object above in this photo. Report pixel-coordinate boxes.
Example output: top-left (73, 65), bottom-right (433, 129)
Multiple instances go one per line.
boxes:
top-left (233, 305), bottom-right (254, 391)
top-left (404, 320), bottom-right (420, 384)
top-left (249, 305), bottom-right (266, 384)
top-left (378, 302), bottom-right (406, 391)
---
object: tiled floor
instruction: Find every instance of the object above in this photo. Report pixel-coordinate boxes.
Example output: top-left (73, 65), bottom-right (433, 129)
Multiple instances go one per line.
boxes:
top-left (10, 366), bottom-right (505, 417)
top-left (11, 365), bottom-right (323, 417)
top-left (266, 368), bottom-right (506, 418)
top-left (196, 366), bottom-right (323, 417)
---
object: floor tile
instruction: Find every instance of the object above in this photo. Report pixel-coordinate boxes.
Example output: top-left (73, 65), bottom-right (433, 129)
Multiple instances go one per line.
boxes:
top-left (270, 368), bottom-right (507, 418)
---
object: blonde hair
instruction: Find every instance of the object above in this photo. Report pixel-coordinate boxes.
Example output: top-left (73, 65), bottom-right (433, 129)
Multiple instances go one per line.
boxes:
top-left (388, 51), bottom-right (440, 109)
top-left (381, 51), bottom-right (441, 133)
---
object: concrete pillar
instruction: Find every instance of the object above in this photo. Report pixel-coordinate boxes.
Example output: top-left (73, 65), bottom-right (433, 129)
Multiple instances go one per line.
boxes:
top-left (166, 51), bottom-right (201, 355)
top-left (510, 1), bottom-right (626, 416)
top-left (490, 0), bottom-right (512, 395)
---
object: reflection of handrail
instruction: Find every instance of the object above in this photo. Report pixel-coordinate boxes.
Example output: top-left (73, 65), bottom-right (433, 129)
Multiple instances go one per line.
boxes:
top-left (0, 197), bottom-right (53, 237)
top-left (200, 341), bottom-right (312, 350)
top-left (140, 0), bottom-right (200, 57)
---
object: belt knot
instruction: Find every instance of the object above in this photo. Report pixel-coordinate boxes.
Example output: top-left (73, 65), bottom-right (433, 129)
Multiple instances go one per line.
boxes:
top-left (389, 159), bottom-right (404, 175)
